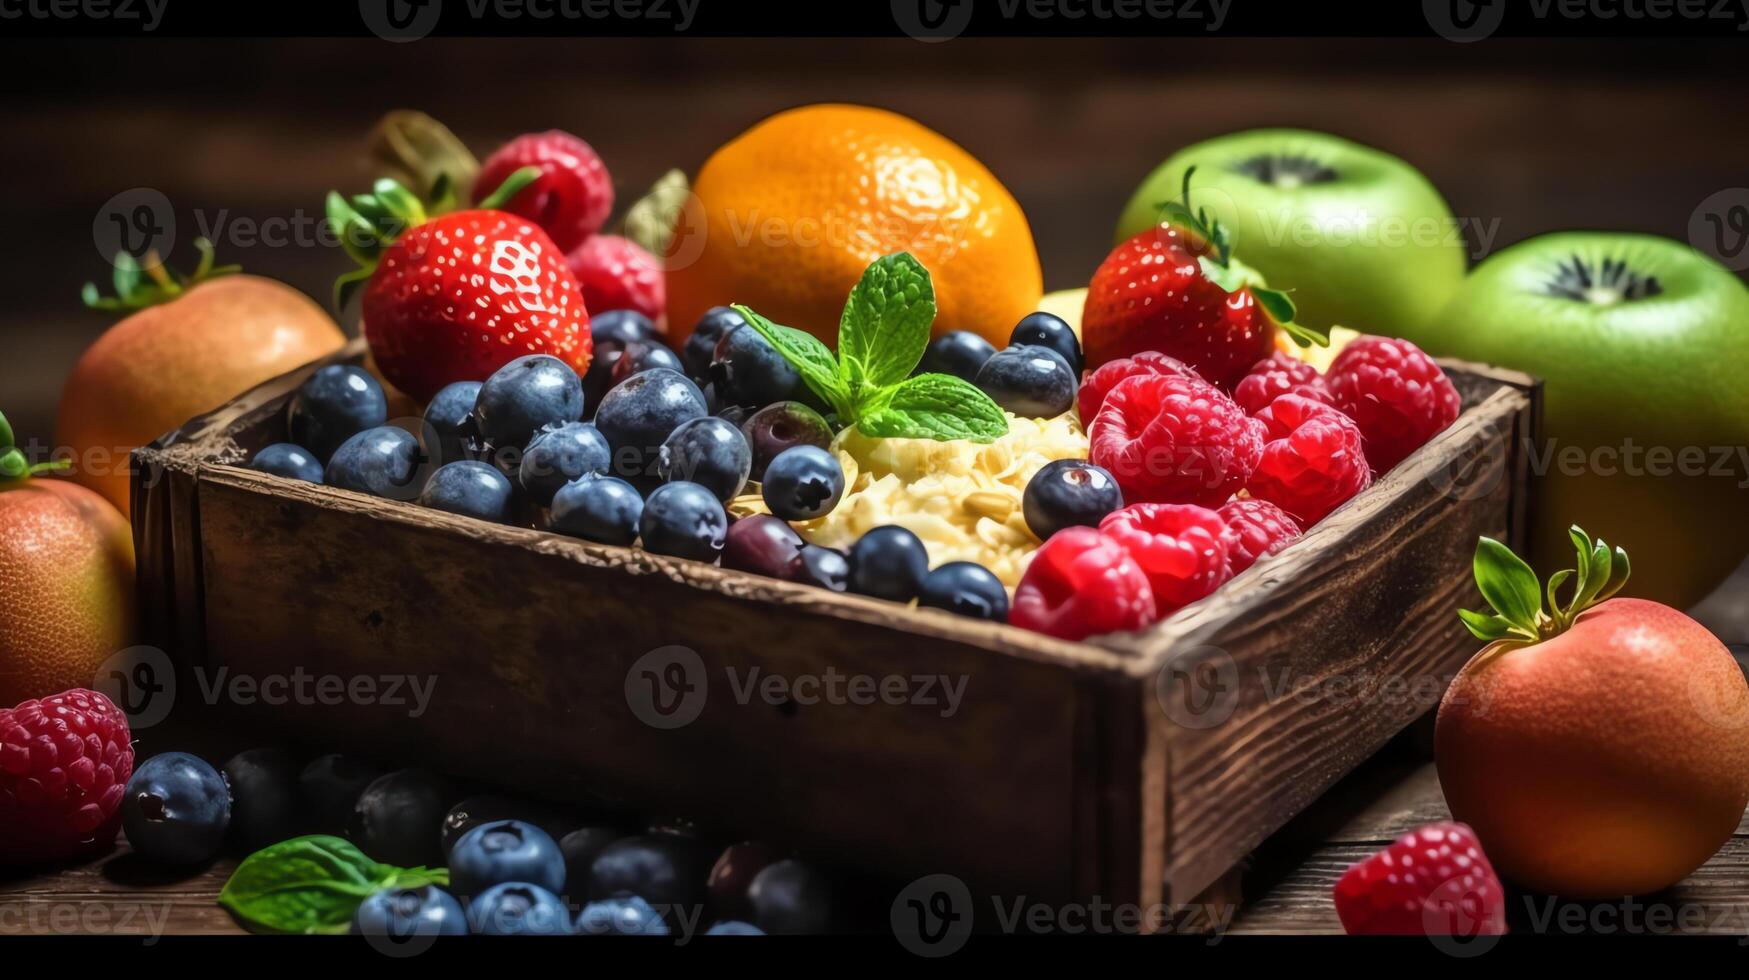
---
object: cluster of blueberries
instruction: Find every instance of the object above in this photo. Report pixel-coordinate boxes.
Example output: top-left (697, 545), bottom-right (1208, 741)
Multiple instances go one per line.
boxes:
top-left (122, 749), bottom-right (831, 937)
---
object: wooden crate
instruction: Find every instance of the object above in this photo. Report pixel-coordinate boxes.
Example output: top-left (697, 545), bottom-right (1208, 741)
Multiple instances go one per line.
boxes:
top-left (131, 338), bottom-right (1537, 924)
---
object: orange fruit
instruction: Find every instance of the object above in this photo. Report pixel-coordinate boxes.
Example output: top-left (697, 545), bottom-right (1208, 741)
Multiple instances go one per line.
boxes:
top-left (57, 275), bottom-right (345, 517)
top-left (666, 104), bottom-right (1042, 351)
top-left (0, 477), bottom-right (136, 707)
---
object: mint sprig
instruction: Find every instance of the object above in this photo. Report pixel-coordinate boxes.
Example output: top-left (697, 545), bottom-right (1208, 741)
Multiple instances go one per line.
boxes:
top-left (1459, 525), bottom-right (1631, 645)
top-left (218, 835), bottom-right (450, 935)
top-left (733, 252), bottom-right (1009, 443)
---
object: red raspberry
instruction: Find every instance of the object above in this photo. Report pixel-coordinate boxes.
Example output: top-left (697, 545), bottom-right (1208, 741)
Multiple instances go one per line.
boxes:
top-left (1245, 394), bottom-right (1372, 527)
top-left (1087, 374), bottom-right (1263, 508)
top-left (475, 130), bottom-right (614, 253)
top-left (1232, 352), bottom-right (1334, 417)
top-left (1012, 527), bottom-right (1158, 641)
top-left (568, 234), bottom-right (667, 324)
top-left (0, 689), bottom-right (134, 864)
top-left (1217, 498), bottom-right (1301, 574)
top-left (1098, 503), bottom-right (1232, 612)
top-left (1333, 822), bottom-right (1508, 936)
top-left (1326, 336), bottom-right (1461, 472)
top-left (1077, 351), bottom-right (1198, 423)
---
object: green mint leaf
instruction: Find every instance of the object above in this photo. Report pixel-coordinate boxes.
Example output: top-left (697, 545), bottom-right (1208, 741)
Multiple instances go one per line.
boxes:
top-left (856, 373), bottom-right (1008, 443)
top-left (218, 835), bottom-right (447, 935)
top-left (837, 252), bottom-right (935, 393)
top-left (1471, 536), bottom-right (1543, 635)
top-left (732, 305), bottom-right (853, 417)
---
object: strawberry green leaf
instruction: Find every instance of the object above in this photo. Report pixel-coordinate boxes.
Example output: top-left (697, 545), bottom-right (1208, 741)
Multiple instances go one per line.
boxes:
top-left (476, 165), bottom-right (541, 212)
top-left (856, 373), bottom-right (1008, 443)
top-left (838, 252), bottom-right (935, 393)
top-left (1472, 535), bottom-right (1543, 636)
top-left (1458, 608), bottom-right (1520, 643)
top-left (732, 304), bottom-right (853, 418)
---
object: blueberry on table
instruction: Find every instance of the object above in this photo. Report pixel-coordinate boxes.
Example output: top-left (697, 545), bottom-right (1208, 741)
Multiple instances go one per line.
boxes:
top-left (324, 426), bottom-right (425, 499)
top-left (761, 446), bottom-right (844, 521)
top-left (348, 768), bottom-right (453, 868)
top-left (591, 308), bottom-right (661, 346)
top-left (847, 526), bottom-right (932, 603)
top-left (1010, 311), bottom-right (1083, 374)
top-left (299, 754), bottom-right (383, 837)
top-left (747, 858), bottom-right (833, 935)
top-left (975, 345), bottom-right (1078, 419)
top-left (707, 840), bottom-right (783, 921)
top-left (711, 323), bottom-right (801, 407)
top-left (550, 475), bottom-right (644, 546)
top-left (659, 416), bottom-right (753, 502)
top-left (468, 882), bottom-right (573, 936)
top-left (286, 364), bottom-right (388, 462)
top-left (587, 835), bottom-right (706, 921)
top-left (422, 380), bottom-right (483, 467)
top-left (789, 544), bottom-right (850, 592)
top-left (519, 421), bottom-right (612, 506)
top-left (721, 514), bottom-right (806, 578)
top-left (593, 367), bottom-right (709, 480)
top-left (473, 354), bottom-right (585, 453)
top-left (919, 561), bottom-right (1010, 623)
top-left (916, 330), bottom-right (997, 383)
top-left (221, 748), bottom-right (306, 853)
top-left (441, 795), bottom-right (580, 858)
top-left (352, 885), bottom-right (468, 939)
top-left (705, 921), bottom-right (765, 936)
top-left (449, 819), bottom-right (567, 897)
top-left (685, 306), bottom-right (746, 380)
top-left (1022, 459), bottom-right (1124, 541)
top-left (560, 826), bottom-right (626, 893)
top-left (121, 752), bottom-right (231, 865)
top-left (576, 895), bottom-right (671, 936)
top-left (740, 401), bottom-right (833, 481)
top-left (418, 460), bottom-right (516, 523)
top-left (640, 482), bottom-right (729, 562)
top-left (247, 443), bottom-right (323, 484)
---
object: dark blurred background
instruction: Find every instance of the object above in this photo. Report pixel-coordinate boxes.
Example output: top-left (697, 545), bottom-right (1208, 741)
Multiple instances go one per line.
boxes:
top-left (3, 36), bottom-right (1745, 444)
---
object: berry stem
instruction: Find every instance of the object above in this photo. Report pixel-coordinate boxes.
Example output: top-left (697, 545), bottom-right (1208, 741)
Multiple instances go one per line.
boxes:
top-left (82, 238), bottom-right (239, 314)
top-left (1459, 525), bottom-right (1630, 645)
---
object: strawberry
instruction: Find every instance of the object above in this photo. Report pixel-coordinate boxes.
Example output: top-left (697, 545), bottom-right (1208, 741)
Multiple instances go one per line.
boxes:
top-left (329, 171), bottom-right (593, 404)
top-left (474, 130), bottom-right (614, 254)
top-left (1081, 168), bottom-right (1325, 391)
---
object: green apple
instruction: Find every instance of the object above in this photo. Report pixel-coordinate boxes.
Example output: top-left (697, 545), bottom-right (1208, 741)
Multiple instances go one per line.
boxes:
top-left (1409, 231), bottom-right (1749, 607)
top-left (1115, 129), bottom-right (1469, 337)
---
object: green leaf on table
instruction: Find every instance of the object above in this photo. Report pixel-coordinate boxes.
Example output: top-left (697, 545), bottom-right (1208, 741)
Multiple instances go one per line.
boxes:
top-left (218, 835), bottom-right (448, 935)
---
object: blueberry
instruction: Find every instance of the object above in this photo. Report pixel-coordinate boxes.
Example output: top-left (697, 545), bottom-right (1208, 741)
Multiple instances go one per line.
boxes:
top-left (1022, 459), bottom-right (1124, 541)
top-left (711, 324), bottom-right (800, 407)
top-left (975, 345), bottom-right (1078, 419)
top-left (287, 365), bottom-right (388, 462)
top-left (1010, 311), bottom-right (1083, 374)
top-left (847, 526), bottom-right (931, 603)
top-left (721, 515), bottom-right (806, 578)
top-left (715, 401), bottom-right (756, 429)
top-left (299, 754), bottom-right (383, 837)
top-left (582, 339), bottom-right (631, 414)
top-left (789, 544), bottom-right (849, 592)
top-left (121, 752), bottom-right (231, 865)
top-left (747, 859), bottom-right (832, 935)
top-left (761, 446), bottom-right (844, 521)
top-left (608, 341), bottom-right (686, 391)
top-left (705, 921), bottom-right (765, 936)
top-left (588, 835), bottom-right (705, 919)
top-left (659, 417), bottom-right (752, 502)
top-left (423, 381), bottom-right (483, 467)
top-left (418, 460), bottom-right (516, 523)
top-left (594, 368), bottom-right (709, 480)
top-left (325, 425), bottom-right (425, 499)
top-left (707, 841), bottom-right (782, 921)
top-left (441, 795), bottom-right (580, 858)
top-left (352, 885), bottom-right (468, 939)
top-left (519, 421), bottom-right (611, 506)
top-left (468, 882), bottom-right (573, 936)
top-left (592, 309), bottom-right (660, 346)
top-left (685, 306), bottom-right (746, 380)
top-left (640, 482), bottom-right (728, 562)
top-left (449, 820), bottom-right (567, 897)
top-left (550, 475), bottom-right (644, 546)
top-left (576, 895), bottom-right (671, 936)
top-left (740, 401), bottom-right (833, 481)
top-left (349, 769), bottom-right (453, 868)
top-left (474, 354), bottom-right (585, 454)
top-left (248, 443), bottom-right (324, 483)
top-left (917, 330), bottom-right (997, 383)
top-left (919, 561), bottom-right (1009, 622)
top-left (221, 748), bottom-right (305, 853)
top-left (560, 827), bottom-right (625, 892)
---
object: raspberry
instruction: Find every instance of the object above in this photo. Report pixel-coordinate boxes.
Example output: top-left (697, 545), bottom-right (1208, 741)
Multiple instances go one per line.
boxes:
top-left (1087, 374), bottom-right (1263, 508)
top-left (1077, 351), bottom-right (1198, 423)
top-left (1011, 527), bottom-right (1158, 641)
top-left (1099, 503), bottom-right (1232, 612)
top-left (1333, 822), bottom-right (1508, 936)
top-left (0, 689), bottom-right (134, 864)
top-left (475, 130), bottom-right (614, 253)
top-left (1326, 336), bottom-right (1461, 472)
top-left (1217, 498), bottom-right (1301, 574)
top-left (1245, 394), bottom-right (1372, 526)
top-left (568, 234), bottom-right (667, 324)
top-left (1232, 352), bottom-right (1334, 417)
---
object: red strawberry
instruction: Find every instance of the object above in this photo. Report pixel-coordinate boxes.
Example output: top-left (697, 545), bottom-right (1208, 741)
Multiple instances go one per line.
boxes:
top-left (0, 689), bottom-right (134, 864)
top-left (1099, 503), bottom-right (1232, 612)
top-left (568, 234), bottom-right (666, 325)
top-left (1077, 350), bottom-right (1198, 423)
top-left (1011, 527), bottom-right (1158, 641)
top-left (1232, 351), bottom-right (1334, 417)
top-left (474, 130), bottom-right (614, 254)
top-left (1217, 498), bottom-right (1301, 573)
top-left (1327, 336), bottom-right (1461, 472)
top-left (1081, 168), bottom-right (1325, 391)
top-left (1333, 822), bottom-right (1508, 936)
top-left (1245, 394), bottom-right (1371, 526)
top-left (1087, 373), bottom-right (1263, 508)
